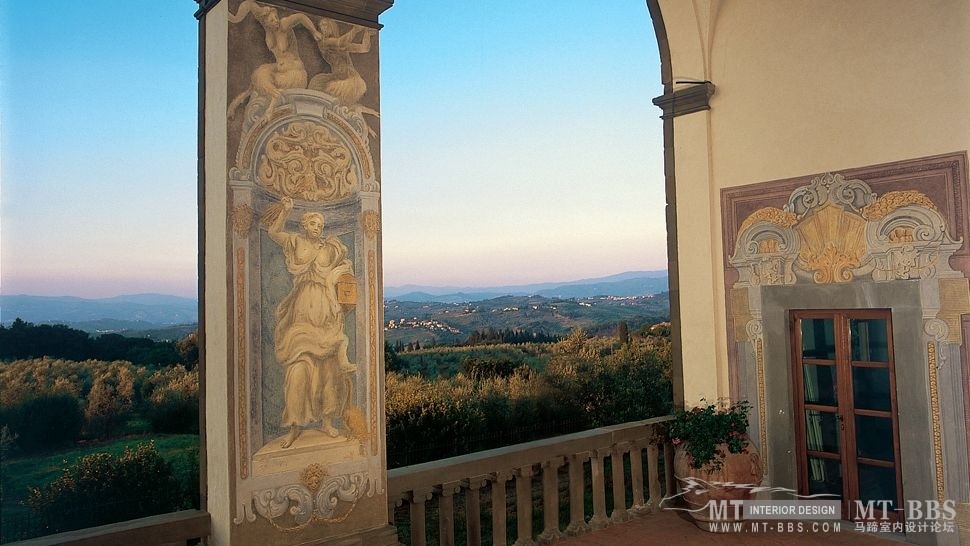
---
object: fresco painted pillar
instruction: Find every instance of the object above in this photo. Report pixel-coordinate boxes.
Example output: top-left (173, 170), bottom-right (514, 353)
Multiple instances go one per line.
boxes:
top-left (197, 1), bottom-right (395, 544)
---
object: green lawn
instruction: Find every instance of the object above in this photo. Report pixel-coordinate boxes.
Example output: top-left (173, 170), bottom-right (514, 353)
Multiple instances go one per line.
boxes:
top-left (0, 433), bottom-right (199, 524)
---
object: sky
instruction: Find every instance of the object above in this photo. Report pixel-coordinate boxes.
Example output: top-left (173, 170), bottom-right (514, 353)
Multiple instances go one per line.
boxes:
top-left (0, 1), bottom-right (664, 299)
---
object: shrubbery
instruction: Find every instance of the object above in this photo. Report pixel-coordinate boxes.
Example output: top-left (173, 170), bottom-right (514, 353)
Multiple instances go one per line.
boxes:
top-left (546, 334), bottom-right (672, 427)
top-left (390, 343), bottom-right (550, 378)
top-left (459, 355), bottom-right (524, 379)
top-left (385, 330), bottom-right (672, 467)
top-left (84, 365), bottom-right (137, 439)
top-left (0, 394), bottom-right (85, 452)
top-left (0, 333), bottom-right (201, 541)
top-left (26, 442), bottom-right (192, 534)
top-left (0, 319), bottom-right (183, 366)
top-left (143, 366), bottom-right (200, 433)
top-left (0, 358), bottom-right (200, 452)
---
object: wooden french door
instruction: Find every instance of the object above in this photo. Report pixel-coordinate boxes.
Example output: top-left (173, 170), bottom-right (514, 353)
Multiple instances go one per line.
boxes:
top-left (790, 310), bottom-right (904, 522)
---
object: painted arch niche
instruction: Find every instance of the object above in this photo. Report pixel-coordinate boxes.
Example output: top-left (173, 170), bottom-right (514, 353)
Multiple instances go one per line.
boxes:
top-left (722, 153), bottom-right (970, 513)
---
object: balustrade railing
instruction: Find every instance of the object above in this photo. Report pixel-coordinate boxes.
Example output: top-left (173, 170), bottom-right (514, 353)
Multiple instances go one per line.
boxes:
top-left (9, 509), bottom-right (210, 546)
top-left (388, 416), bottom-right (674, 546)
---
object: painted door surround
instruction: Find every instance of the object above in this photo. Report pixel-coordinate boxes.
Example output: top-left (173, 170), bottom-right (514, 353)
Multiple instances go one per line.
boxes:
top-left (722, 153), bottom-right (970, 545)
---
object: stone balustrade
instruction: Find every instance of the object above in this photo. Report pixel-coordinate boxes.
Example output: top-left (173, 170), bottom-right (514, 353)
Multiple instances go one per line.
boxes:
top-left (387, 416), bottom-right (675, 546)
top-left (10, 509), bottom-right (210, 546)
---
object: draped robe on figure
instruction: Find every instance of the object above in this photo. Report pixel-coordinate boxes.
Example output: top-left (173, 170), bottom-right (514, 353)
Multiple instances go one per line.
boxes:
top-left (274, 232), bottom-right (355, 428)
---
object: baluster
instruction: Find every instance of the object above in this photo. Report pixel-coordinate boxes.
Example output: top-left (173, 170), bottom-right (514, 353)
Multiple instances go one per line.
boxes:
top-left (588, 448), bottom-right (610, 530)
top-left (388, 493), bottom-right (402, 526)
top-left (610, 443), bottom-right (631, 523)
top-left (629, 442), bottom-right (648, 515)
top-left (564, 452), bottom-right (591, 536)
top-left (491, 471), bottom-right (512, 546)
top-left (647, 443), bottom-right (662, 511)
top-left (663, 441), bottom-right (676, 498)
top-left (439, 481), bottom-right (461, 546)
top-left (409, 487), bottom-right (433, 546)
top-left (512, 465), bottom-right (536, 546)
top-left (538, 457), bottom-right (564, 545)
top-left (465, 476), bottom-right (487, 546)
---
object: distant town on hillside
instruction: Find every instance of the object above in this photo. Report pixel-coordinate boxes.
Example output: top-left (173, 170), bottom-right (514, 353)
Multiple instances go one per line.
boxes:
top-left (0, 271), bottom-right (670, 344)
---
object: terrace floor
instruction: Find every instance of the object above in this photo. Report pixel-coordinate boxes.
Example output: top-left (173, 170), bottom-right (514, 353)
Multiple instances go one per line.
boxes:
top-left (558, 511), bottom-right (905, 545)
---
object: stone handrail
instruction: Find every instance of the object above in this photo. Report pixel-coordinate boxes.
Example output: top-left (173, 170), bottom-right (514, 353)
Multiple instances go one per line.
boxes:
top-left (387, 416), bottom-right (675, 546)
top-left (9, 509), bottom-right (210, 546)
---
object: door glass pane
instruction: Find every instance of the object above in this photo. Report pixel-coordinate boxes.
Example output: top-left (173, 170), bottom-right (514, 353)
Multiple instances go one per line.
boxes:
top-left (852, 367), bottom-right (892, 412)
top-left (807, 456), bottom-right (842, 497)
top-left (858, 464), bottom-right (898, 510)
top-left (805, 410), bottom-right (840, 453)
top-left (850, 319), bottom-right (889, 362)
top-left (802, 319), bottom-right (836, 360)
top-left (804, 364), bottom-right (837, 406)
top-left (855, 415), bottom-right (895, 461)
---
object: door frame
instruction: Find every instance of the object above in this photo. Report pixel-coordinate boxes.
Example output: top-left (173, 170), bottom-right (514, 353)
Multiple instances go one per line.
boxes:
top-left (789, 309), bottom-right (905, 522)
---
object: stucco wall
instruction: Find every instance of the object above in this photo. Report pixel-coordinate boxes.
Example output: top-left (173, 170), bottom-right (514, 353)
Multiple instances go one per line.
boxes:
top-left (203, 3), bottom-right (231, 544)
top-left (658, 0), bottom-right (970, 403)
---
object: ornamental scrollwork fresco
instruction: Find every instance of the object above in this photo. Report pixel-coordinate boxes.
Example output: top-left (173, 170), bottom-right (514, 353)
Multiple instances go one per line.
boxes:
top-left (731, 173), bottom-right (961, 287)
top-left (795, 204), bottom-right (867, 284)
top-left (861, 190), bottom-right (938, 221)
top-left (253, 471), bottom-right (371, 530)
top-left (257, 121), bottom-right (359, 201)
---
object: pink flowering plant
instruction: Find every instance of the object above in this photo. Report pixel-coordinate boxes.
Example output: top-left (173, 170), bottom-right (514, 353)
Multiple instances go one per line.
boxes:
top-left (667, 399), bottom-right (752, 470)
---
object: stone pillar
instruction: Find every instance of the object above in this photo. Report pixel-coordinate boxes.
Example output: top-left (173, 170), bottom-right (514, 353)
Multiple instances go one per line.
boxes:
top-left (513, 465), bottom-right (537, 546)
top-left (564, 452), bottom-right (590, 536)
top-left (609, 445), bottom-right (630, 523)
top-left (588, 449), bottom-right (610, 530)
top-left (537, 457), bottom-right (564, 545)
top-left (491, 471), bottom-right (513, 546)
top-left (197, 1), bottom-right (396, 544)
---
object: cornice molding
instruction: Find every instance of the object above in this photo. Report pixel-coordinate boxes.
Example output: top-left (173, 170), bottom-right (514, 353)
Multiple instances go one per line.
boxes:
top-left (195, 0), bottom-right (220, 19)
top-left (651, 82), bottom-right (715, 119)
top-left (196, 0), bottom-right (394, 26)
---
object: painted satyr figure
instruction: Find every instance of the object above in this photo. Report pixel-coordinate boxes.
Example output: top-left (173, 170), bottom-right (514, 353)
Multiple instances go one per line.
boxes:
top-left (309, 20), bottom-right (380, 124)
top-left (228, 0), bottom-right (320, 121)
top-left (268, 197), bottom-right (355, 448)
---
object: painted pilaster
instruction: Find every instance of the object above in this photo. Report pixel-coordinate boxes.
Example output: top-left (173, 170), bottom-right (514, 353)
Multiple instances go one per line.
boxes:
top-left (199, 1), bottom-right (396, 544)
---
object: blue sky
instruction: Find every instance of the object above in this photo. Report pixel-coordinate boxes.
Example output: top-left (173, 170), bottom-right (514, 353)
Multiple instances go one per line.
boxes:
top-left (1, 1), bottom-right (664, 298)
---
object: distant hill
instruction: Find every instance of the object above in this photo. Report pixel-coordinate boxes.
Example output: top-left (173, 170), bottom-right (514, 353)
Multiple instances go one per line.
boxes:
top-left (2, 271), bottom-right (669, 340)
top-left (385, 271), bottom-right (669, 303)
top-left (534, 277), bottom-right (669, 298)
top-left (391, 291), bottom-right (509, 304)
top-left (0, 294), bottom-right (198, 329)
top-left (384, 292), bottom-right (670, 346)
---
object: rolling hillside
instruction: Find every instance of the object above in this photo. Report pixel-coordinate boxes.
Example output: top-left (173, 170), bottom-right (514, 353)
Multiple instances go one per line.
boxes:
top-left (384, 293), bottom-right (670, 345)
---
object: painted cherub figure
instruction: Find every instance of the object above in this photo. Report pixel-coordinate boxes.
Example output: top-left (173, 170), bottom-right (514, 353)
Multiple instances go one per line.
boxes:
top-left (228, 0), bottom-right (321, 121)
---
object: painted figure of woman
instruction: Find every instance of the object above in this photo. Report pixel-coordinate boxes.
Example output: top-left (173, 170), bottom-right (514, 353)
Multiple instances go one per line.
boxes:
top-left (268, 197), bottom-right (355, 448)
top-left (228, 0), bottom-right (321, 120)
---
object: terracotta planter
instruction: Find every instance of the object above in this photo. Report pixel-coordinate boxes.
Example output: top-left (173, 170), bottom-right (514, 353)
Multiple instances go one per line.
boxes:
top-left (673, 441), bottom-right (764, 531)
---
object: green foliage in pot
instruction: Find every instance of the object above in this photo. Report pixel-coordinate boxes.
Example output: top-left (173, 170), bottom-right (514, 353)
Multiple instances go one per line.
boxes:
top-left (668, 399), bottom-right (752, 470)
